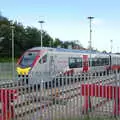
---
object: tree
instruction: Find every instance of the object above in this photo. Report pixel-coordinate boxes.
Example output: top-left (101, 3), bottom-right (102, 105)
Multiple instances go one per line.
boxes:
top-left (0, 14), bottom-right (87, 59)
top-left (53, 38), bottom-right (63, 47)
top-left (0, 15), bottom-right (55, 58)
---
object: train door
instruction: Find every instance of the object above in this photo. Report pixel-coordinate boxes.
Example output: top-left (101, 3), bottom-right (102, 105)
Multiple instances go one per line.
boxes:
top-left (83, 55), bottom-right (89, 72)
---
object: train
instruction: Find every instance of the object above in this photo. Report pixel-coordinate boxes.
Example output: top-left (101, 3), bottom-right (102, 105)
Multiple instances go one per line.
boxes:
top-left (16, 47), bottom-right (120, 85)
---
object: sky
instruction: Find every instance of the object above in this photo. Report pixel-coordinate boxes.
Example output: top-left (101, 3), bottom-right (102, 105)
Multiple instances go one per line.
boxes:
top-left (0, 0), bottom-right (120, 53)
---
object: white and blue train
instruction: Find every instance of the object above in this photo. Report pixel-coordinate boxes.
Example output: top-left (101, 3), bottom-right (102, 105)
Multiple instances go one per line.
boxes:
top-left (16, 47), bottom-right (120, 85)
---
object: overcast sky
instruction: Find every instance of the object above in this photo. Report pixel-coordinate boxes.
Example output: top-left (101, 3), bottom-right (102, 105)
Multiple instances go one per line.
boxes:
top-left (1, 0), bottom-right (120, 52)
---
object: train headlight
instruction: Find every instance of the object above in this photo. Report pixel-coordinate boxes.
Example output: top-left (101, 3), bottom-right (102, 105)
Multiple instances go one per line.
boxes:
top-left (16, 67), bottom-right (31, 75)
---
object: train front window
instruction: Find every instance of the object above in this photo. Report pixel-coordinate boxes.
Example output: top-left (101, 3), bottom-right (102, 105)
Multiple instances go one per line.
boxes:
top-left (20, 51), bottom-right (38, 66)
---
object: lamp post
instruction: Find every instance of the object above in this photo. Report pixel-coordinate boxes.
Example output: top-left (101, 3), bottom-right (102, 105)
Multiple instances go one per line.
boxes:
top-left (38, 20), bottom-right (45, 48)
top-left (10, 23), bottom-right (15, 80)
top-left (87, 16), bottom-right (94, 51)
top-left (110, 40), bottom-right (113, 53)
top-left (87, 16), bottom-right (94, 68)
top-left (117, 46), bottom-right (119, 53)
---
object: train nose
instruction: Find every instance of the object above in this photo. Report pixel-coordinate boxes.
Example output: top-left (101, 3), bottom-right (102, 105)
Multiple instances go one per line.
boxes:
top-left (16, 67), bottom-right (31, 75)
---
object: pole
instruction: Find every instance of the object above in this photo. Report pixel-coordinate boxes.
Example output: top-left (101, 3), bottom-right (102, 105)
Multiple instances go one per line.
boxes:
top-left (110, 40), bottom-right (113, 53)
top-left (40, 23), bottom-right (43, 48)
top-left (87, 16), bottom-right (94, 67)
top-left (87, 17), bottom-right (94, 111)
top-left (11, 25), bottom-right (15, 80)
top-left (38, 21), bottom-right (45, 48)
top-left (88, 16), bottom-right (94, 51)
top-left (117, 46), bottom-right (119, 53)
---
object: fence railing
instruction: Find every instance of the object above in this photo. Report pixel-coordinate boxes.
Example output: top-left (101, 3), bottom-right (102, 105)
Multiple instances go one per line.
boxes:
top-left (0, 65), bottom-right (119, 120)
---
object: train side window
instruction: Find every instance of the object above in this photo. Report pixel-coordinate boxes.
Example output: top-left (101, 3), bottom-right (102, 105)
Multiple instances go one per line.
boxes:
top-left (43, 55), bottom-right (47, 63)
top-left (39, 54), bottom-right (47, 64)
top-left (105, 58), bottom-right (109, 65)
top-left (69, 57), bottom-right (82, 68)
top-left (92, 58), bottom-right (97, 66)
top-left (76, 58), bottom-right (82, 68)
top-left (89, 58), bottom-right (94, 66)
top-left (99, 58), bottom-right (103, 66)
top-left (101, 58), bottom-right (109, 65)
top-left (97, 58), bottom-right (102, 66)
top-left (69, 58), bottom-right (76, 68)
top-left (92, 60), bottom-right (95, 66)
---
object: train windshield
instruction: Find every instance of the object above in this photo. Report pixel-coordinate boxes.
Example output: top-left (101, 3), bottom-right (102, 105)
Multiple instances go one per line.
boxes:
top-left (19, 51), bottom-right (38, 66)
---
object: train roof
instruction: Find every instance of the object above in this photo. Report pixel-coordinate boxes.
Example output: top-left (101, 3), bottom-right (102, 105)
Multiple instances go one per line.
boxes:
top-left (29, 47), bottom-right (108, 55)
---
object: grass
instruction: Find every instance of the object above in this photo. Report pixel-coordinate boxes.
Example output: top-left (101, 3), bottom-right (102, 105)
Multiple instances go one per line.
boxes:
top-left (0, 57), bottom-right (18, 62)
top-left (53, 115), bottom-right (119, 120)
top-left (0, 72), bottom-right (14, 79)
top-left (54, 116), bottom-right (118, 120)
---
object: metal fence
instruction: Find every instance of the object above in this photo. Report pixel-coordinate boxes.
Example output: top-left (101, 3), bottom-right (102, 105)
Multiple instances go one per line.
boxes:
top-left (0, 63), bottom-right (120, 120)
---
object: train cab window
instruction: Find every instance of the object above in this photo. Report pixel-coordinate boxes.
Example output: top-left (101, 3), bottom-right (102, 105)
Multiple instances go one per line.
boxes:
top-left (20, 51), bottom-right (38, 66)
top-left (69, 57), bottom-right (82, 68)
top-left (39, 54), bottom-right (47, 64)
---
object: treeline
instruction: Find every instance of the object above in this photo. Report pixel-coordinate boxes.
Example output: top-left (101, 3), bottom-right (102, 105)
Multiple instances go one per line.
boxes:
top-left (0, 14), bottom-right (84, 58)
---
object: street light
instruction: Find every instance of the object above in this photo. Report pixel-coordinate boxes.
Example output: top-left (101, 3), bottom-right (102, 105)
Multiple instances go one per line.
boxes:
top-left (87, 16), bottom-right (94, 51)
top-left (110, 40), bottom-right (113, 53)
top-left (117, 46), bottom-right (119, 53)
top-left (86, 16), bottom-right (94, 111)
top-left (87, 16), bottom-right (94, 69)
top-left (38, 20), bottom-right (45, 48)
top-left (10, 23), bottom-right (15, 80)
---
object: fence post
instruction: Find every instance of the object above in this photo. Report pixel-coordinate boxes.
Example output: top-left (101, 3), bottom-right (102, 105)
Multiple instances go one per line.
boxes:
top-left (113, 98), bottom-right (120, 116)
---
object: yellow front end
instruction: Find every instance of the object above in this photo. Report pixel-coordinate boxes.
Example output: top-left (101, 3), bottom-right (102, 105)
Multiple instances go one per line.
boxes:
top-left (16, 67), bottom-right (31, 75)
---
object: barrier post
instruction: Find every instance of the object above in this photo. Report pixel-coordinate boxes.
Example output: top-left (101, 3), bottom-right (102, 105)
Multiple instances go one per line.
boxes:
top-left (0, 89), bottom-right (17, 120)
top-left (113, 98), bottom-right (120, 116)
top-left (82, 96), bottom-right (91, 114)
top-left (81, 84), bottom-right (92, 114)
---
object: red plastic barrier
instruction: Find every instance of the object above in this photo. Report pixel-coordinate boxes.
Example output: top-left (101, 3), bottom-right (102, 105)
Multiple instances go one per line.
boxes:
top-left (81, 84), bottom-right (120, 115)
top-left (81, 84), bottom-right (120, 99)
top-left (0, 89), bottom-right (17, 120)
